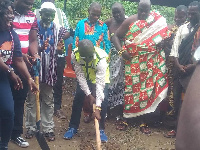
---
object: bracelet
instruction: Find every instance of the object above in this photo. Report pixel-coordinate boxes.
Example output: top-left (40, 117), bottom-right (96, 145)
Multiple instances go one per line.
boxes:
top-left (95, 106), bottom-right (102, 111)
top-left (118, 49), bottom-right (126, 56)
top-left (7, 66), bottom-right (14, 74)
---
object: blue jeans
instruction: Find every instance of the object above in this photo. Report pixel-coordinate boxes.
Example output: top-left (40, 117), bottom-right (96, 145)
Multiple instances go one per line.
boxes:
top-left (0, 71), bottom-right (14, 147)
top-left (69, 82), bottom-right (108, 130)
top-left (10, 69), bottom-right (28, 139)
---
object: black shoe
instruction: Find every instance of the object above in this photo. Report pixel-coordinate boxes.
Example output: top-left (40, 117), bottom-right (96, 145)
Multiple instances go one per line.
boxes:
top-left (44, 132), bottom-right (55, 141)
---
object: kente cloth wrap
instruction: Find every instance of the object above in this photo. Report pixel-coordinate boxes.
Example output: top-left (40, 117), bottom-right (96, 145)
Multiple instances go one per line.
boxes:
top-left (108, 43), bottom-right (125, 108)
top-left (123, 11), bottom-right (170, 118)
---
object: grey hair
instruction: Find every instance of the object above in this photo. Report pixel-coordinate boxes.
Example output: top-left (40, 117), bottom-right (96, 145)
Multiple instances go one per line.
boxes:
top-left (139, 0), bottom-right (151, 5)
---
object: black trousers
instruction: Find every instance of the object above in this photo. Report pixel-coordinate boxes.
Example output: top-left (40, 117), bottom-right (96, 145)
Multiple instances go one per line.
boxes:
top-left (53, 56), bottom-right (66, 111)
top-left (69, 82), bottom-right (108, 130)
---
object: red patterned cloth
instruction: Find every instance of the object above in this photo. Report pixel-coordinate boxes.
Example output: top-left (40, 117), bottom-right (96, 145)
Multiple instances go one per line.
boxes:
top-left (123, 11), bottom-right (170, 118)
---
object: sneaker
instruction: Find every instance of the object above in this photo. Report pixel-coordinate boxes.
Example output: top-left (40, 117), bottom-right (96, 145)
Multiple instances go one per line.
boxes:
top-left (100, 130), bottom-right (108, 143)
top-left (63, 128), bottom-right (77, 140)
top-left (11, 137), bottom-right (29, 148)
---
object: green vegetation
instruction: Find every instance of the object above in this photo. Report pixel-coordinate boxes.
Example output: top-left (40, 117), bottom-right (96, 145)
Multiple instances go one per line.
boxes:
top-left (33, 0), bottom-right (175, 29)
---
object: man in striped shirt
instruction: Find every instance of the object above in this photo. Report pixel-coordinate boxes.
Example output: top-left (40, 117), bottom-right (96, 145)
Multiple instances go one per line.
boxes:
top-left (10, 0), bottom-right (39, 148)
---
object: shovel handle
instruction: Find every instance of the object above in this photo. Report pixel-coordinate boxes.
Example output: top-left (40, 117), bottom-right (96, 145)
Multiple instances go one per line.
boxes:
top-left (35, 76), bottom-right (40, 122)
top-left (93, 104), bottom-right (102, 150)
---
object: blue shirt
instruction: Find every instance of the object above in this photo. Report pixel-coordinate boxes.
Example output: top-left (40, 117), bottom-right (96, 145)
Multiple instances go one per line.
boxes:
top-left (73, 18), bottom-right (111, 54)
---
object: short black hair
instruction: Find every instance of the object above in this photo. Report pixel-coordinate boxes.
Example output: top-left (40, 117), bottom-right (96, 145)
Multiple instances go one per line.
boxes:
top-left (0, 0), bottom-right (12, 31)
top-left (78, 39), bottom-right (94, 52)
top-left (189, 1), bottom-right (200, 12)
top-left (112, 2), bottom-right (124, 10)
top-left (89, 2), bottom-right (101, 11)
top-left (176, 5), bottom-right (187, 12)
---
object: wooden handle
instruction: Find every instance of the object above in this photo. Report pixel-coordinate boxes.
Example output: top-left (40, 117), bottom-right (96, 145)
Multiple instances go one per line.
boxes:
top-left (35, 76), bottom-right (40, 122)
top-left (93, 104), bottom-right (102, 150)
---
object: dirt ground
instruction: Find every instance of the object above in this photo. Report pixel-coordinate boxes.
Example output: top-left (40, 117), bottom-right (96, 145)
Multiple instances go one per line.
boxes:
top-left (8, 78), bottom-right (175, 150)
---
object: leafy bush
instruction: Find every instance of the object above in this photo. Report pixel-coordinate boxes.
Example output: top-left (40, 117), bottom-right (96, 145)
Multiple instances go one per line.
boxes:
top-left (34, 0), bottom-right (175, 29)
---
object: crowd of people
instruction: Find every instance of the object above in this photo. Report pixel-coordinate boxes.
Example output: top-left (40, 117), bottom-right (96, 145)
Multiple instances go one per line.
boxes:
top-left (0, 0), bottom-right (200, 149)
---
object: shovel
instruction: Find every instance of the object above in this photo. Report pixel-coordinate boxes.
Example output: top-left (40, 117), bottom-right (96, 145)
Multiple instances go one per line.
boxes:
top-left (93, 104), bottom-right (102, 150)
top-left (33, 58), bottom-right (50, 150)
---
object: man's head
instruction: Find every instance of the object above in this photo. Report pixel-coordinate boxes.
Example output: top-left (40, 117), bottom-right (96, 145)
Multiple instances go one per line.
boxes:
top-left (188, 1), bottom-right (200, 26)
top-left (111, 2), bottom-right (125, 23)
top-left (39, 2), bottom-right (56, 28)
top-left (175, 5), bottom-right (187, 26)
top-left (138, 0), bottom-right (151, 20)
top-left (0, 0), bottom-right (14, 31)
top-left (14, 0), bottom-right (34, 14)
top-left (78, 39), bottom-right (95, 63)
top-left (88, 2), bottom-right (102, 24)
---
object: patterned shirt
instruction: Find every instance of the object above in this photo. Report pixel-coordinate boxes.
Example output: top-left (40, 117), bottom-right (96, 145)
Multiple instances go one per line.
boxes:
top-left (13, 10), bottom-right (38, 54)
top-left (38, 21), bottom-right (66, 86)
top-left (73, 18), bottom-right (111, 54)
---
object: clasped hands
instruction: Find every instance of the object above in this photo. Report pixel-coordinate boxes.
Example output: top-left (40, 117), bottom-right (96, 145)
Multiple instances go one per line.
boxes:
top-left (86, 94), bottom-right (101, 120)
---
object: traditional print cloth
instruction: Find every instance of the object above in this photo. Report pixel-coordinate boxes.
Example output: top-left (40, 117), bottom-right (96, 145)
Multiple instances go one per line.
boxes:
top-left (122, 11), bottom-right (170, 118)
top-left (38, 21), bottom-right (66, 86)
top-left (13, 10), bottom-right (38, 54)
top-left (108, 43), bottom-right (125, 108)
top-left (73, 18), bottom-right (111, 54)
top-left (166, 25), bottom-right (179, 116)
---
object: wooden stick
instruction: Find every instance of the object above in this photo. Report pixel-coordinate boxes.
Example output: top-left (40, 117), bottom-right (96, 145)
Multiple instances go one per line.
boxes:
top-left (93, 104), bottom-right (102, 150)
top-left (35, 76), bottom-right (40, 122)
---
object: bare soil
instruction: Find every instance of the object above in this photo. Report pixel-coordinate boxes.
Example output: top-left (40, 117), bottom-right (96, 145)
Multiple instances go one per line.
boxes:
top-left (8, 78), bottom-right (175, 150)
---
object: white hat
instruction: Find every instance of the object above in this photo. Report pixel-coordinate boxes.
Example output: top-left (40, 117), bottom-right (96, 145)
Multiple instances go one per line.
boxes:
top-left (40, 2), bottom-right (56, 12)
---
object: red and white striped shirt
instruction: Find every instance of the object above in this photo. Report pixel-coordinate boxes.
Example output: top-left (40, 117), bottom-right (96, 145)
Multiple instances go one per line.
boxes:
top-left (13, 11), bottom-right (38, 54)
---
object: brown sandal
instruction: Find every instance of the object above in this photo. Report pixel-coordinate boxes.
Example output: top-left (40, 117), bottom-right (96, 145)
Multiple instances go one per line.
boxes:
top-left (164, 130), bottom-right (176, 138)
top-left (116, 121), bottom-right (128, 131)
top-left (25, 130), bottom-right (35, 139)
top-left (140, 124), bottom-right (151, 135)
top-left (44, 132), bottom-right (55, 141)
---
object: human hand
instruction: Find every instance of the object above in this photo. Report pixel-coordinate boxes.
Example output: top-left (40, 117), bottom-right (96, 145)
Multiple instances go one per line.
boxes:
top-left (177, 64), bottom-right (186, 73)
top-left (22, 53), bottom-right (34, 68)
top-left (184, 64), bottom-right (196, 73)
top-left (122, 51), bottom-right (132, 61)
top-left (43, 38), bottom-right (49, 50)
top-left (9, 71), bottom-right (23, 90)
top-left (32, 53), bottom-right (40, 63)
top-left (94, 109), bottom-right (101, 120)
top-left (87, 94), bottom-right (96, 107)
top-left (57, 40), bottom-right (64, 51)
top-left (27, 78), bottom-right (39, 94)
